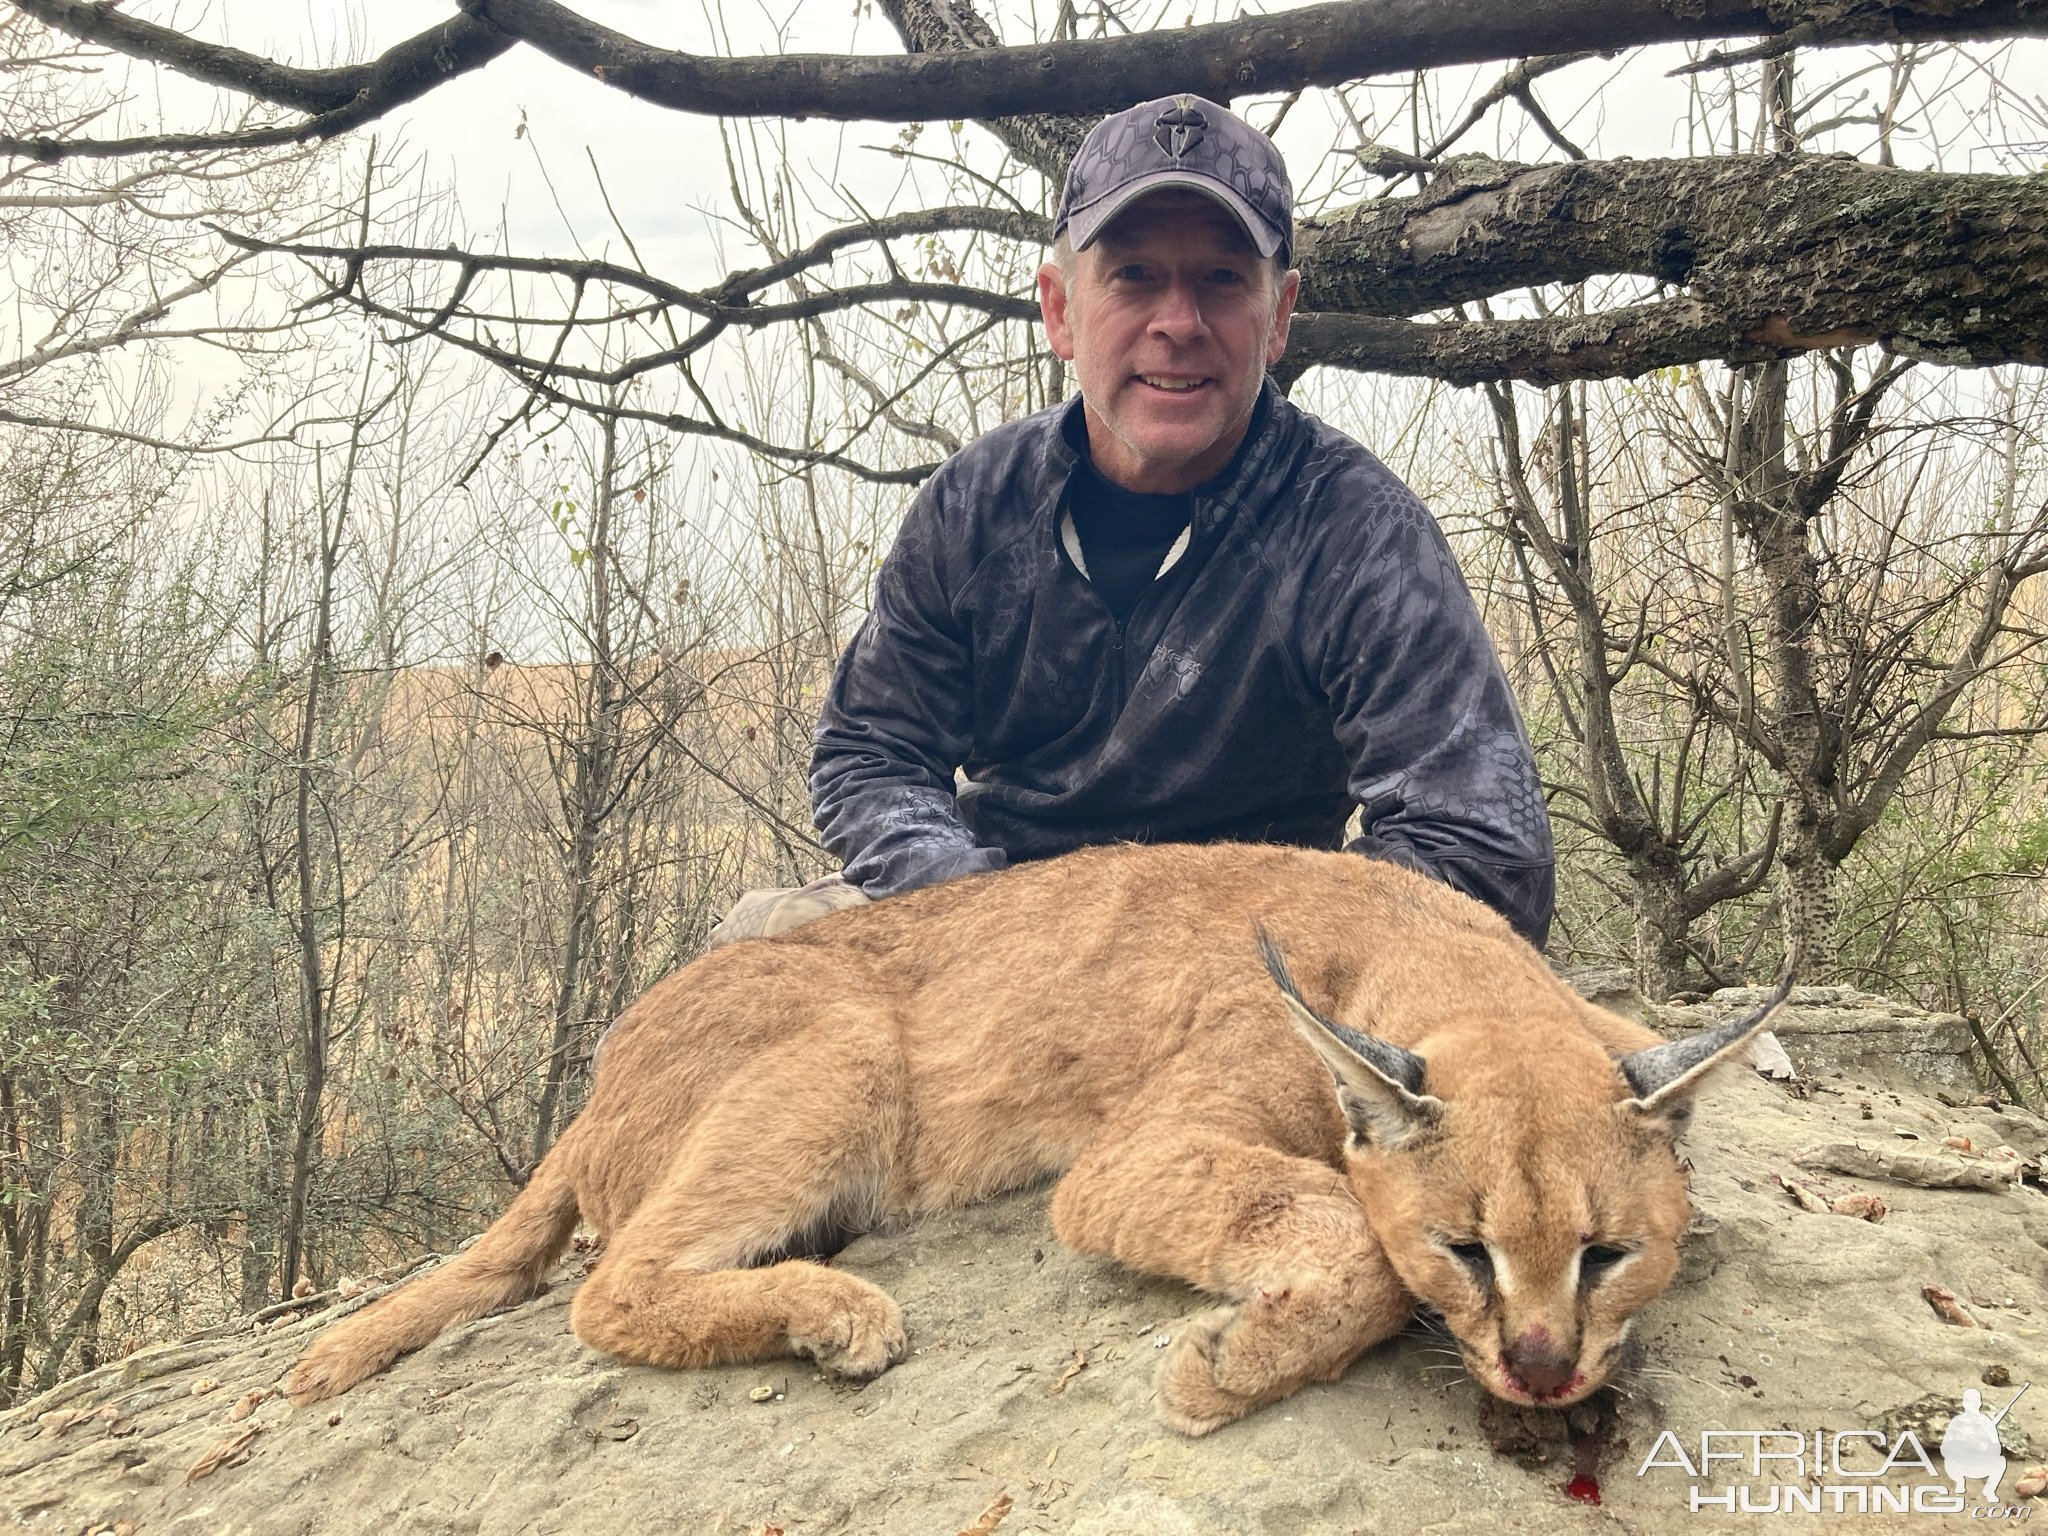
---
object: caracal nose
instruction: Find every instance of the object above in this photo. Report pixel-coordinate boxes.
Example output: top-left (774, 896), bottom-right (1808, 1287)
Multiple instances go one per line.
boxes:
top-left (1502, 1328), bottom-right (1577, 1397)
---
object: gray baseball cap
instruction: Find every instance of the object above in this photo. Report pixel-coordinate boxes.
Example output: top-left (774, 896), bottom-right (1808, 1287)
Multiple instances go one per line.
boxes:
top-left (1054, 94), bottom-right (1294, 266)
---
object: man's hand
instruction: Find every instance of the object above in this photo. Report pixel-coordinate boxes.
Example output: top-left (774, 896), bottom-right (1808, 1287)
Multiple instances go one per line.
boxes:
top-left (705, 875), bottom-right (872, 949)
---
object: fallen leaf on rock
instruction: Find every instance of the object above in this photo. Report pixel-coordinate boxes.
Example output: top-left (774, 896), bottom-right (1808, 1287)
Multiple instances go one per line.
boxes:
top-left (2014, 1465), bottom-right (2046, 1499)
top-left (189, 1376), bottom-right (221, 1397)
top-left (291, 1278), bottom-right (315, 1299)
top-left (959, 1492), bottom-right (1014, 1536)
top-left (1048, 1350), bottom-right (1087, 1395)
top-left (1923, 1284), bottom-right (1981, 1328)
top-left (186, 1423), bottom-right (263, 1482)
top-left (1773, 1173), bottom-right (1831, 1214)
top-left (1830, 1193), bottom-right (1887, 1222)
top-left (1747, 1031), bottom-right (1796, 1080)
top-left (1796, 1141), bottom-right (2020, 1190)
top-left (336, 1277), bottom-right (364, 1299)
top-left (228, 1387), bottom-right (269, 1421)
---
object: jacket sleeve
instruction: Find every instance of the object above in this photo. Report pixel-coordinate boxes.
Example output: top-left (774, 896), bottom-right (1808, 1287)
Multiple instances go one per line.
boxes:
top-left (809, 487), bottom-right (1010, 899)
top-left (1306, 479), bottom-right (1556, 948)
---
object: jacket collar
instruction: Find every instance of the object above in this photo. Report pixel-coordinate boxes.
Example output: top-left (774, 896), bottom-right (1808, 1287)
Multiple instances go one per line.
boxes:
top-left (1042, 378), bottom-right (1295, 535)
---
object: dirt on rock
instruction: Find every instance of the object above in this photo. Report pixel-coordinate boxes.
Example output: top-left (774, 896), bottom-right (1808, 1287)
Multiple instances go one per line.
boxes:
top-left (5, 1011), bottom-right (2046, 1536)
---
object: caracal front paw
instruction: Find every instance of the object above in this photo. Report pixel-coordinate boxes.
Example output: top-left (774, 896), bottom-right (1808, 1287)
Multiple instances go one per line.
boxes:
top-left (789, 1283), bottom-right (907, 1378)
top-left (1155, 1305), bottom-right (1271, 1436)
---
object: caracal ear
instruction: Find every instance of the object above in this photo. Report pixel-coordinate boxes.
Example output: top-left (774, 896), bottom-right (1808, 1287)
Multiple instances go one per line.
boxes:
top-left (1255, 925), bottom-right (1443, 1149)
top-left (1616, 972), bottom-right (1797, 1127)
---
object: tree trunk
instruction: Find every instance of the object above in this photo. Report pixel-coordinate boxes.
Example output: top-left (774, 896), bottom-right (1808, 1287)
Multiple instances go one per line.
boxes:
top-left (1632, 865), bottom-right (1696, 1002)
top-left (69, 1093), bottom-right (117, 1374)
top-left (280, 504), bottom-right (338, 1297)
top-left (530, 418), bottom-right (624, 1170)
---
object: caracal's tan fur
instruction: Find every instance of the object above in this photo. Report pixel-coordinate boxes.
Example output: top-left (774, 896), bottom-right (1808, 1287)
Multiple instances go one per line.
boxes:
top-left (286, 842), bottom-right (1771, 1433)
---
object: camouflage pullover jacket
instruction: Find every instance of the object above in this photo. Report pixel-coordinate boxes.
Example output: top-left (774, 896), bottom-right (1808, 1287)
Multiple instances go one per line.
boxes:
top-left (809, 383), bottom-right (1556, 945)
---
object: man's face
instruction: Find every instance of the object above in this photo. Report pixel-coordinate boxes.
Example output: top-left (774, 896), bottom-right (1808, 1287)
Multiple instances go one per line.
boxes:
top-left (1038, 189), bottom-right (1300, 495)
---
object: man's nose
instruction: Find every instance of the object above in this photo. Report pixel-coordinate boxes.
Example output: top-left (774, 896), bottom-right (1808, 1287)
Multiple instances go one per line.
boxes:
top-left (1149, 278), bottom-right (1207, 341)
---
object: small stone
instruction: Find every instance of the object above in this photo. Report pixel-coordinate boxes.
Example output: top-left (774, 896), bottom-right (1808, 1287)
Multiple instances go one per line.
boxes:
top-left (1984, 1364), bottom-right (2013, 1387)
top-left (2015, 1465), bottom-right (2047, 1500)
top-left (326, 1412), bottom-right (342, 1427)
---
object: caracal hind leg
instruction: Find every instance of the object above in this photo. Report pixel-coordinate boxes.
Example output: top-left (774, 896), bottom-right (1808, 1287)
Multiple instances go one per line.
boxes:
top-left (570, 1019), bottom-right (909, 1379)
top-left (1051, 1089), bottom-right (1409, 1435)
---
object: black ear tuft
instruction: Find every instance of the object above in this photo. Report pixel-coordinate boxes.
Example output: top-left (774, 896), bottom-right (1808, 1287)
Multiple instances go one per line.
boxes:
top-left (1618, 972), bottom-right (1796, 1117)
top-left (1256, 926), bottom-right (1427, 1096)
top-left (1256, 923), bottom-right (1443, 1148)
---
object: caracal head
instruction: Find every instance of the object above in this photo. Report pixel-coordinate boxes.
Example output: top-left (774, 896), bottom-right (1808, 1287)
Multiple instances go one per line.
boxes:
top-left (1258, 931), bottom-right (1791, 1409)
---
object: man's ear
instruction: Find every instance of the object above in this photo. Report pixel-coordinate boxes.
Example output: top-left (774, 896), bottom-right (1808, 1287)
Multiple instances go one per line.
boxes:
top-left (1264, 268), bottom-right (1300, 367)
top-left (1256, 926), bottom-right (1443, 1149)
top-left (1038, 262), bottom-right (1076, 361)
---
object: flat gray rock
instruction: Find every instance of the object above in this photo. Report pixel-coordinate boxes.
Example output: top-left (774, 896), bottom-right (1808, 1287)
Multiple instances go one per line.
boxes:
top-left (6, 1046), bottom-right (2045, 1535)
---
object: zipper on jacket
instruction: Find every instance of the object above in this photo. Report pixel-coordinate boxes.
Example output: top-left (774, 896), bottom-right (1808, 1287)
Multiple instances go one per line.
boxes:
top-left (1061, 495), bottom-right (1199, 718)
top-left (1108, 614), bottom-right (1129, 715)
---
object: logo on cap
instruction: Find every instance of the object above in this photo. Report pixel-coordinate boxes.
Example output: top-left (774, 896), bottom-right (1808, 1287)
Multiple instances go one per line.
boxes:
top-left (1153, 96), bottom-right (1207, 163)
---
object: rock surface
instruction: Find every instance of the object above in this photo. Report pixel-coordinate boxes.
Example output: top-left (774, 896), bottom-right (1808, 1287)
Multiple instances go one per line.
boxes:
top-left (6, 1021), bottom-right (2046, 1536)
top-left (1646, 986), bottom-right (1989, 1095)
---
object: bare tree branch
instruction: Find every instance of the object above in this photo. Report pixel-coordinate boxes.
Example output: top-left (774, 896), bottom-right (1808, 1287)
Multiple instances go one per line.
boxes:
top-left (454, 0), bottom-right (2048, 124)
top-left (10, 2), bottom-right (511, 114)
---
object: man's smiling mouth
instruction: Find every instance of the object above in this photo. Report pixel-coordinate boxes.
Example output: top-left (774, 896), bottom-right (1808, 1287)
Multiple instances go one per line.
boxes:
top-left (1138, 375), bottom-right (1208, 392)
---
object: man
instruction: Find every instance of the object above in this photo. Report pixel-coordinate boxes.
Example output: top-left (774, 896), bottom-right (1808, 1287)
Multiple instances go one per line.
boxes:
top-left (712, 94), bottom-right (1554, 949)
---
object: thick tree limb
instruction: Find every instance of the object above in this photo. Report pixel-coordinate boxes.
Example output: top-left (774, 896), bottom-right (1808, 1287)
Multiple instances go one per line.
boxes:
top-left (9, 2), bottom-right (511, 113)
top-left (453, 0), bottom-right (2048, 123)
top-left (1291, 154), bottom-right (2048, 380)
top-left (5, 2), bottom-right (512, 160)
